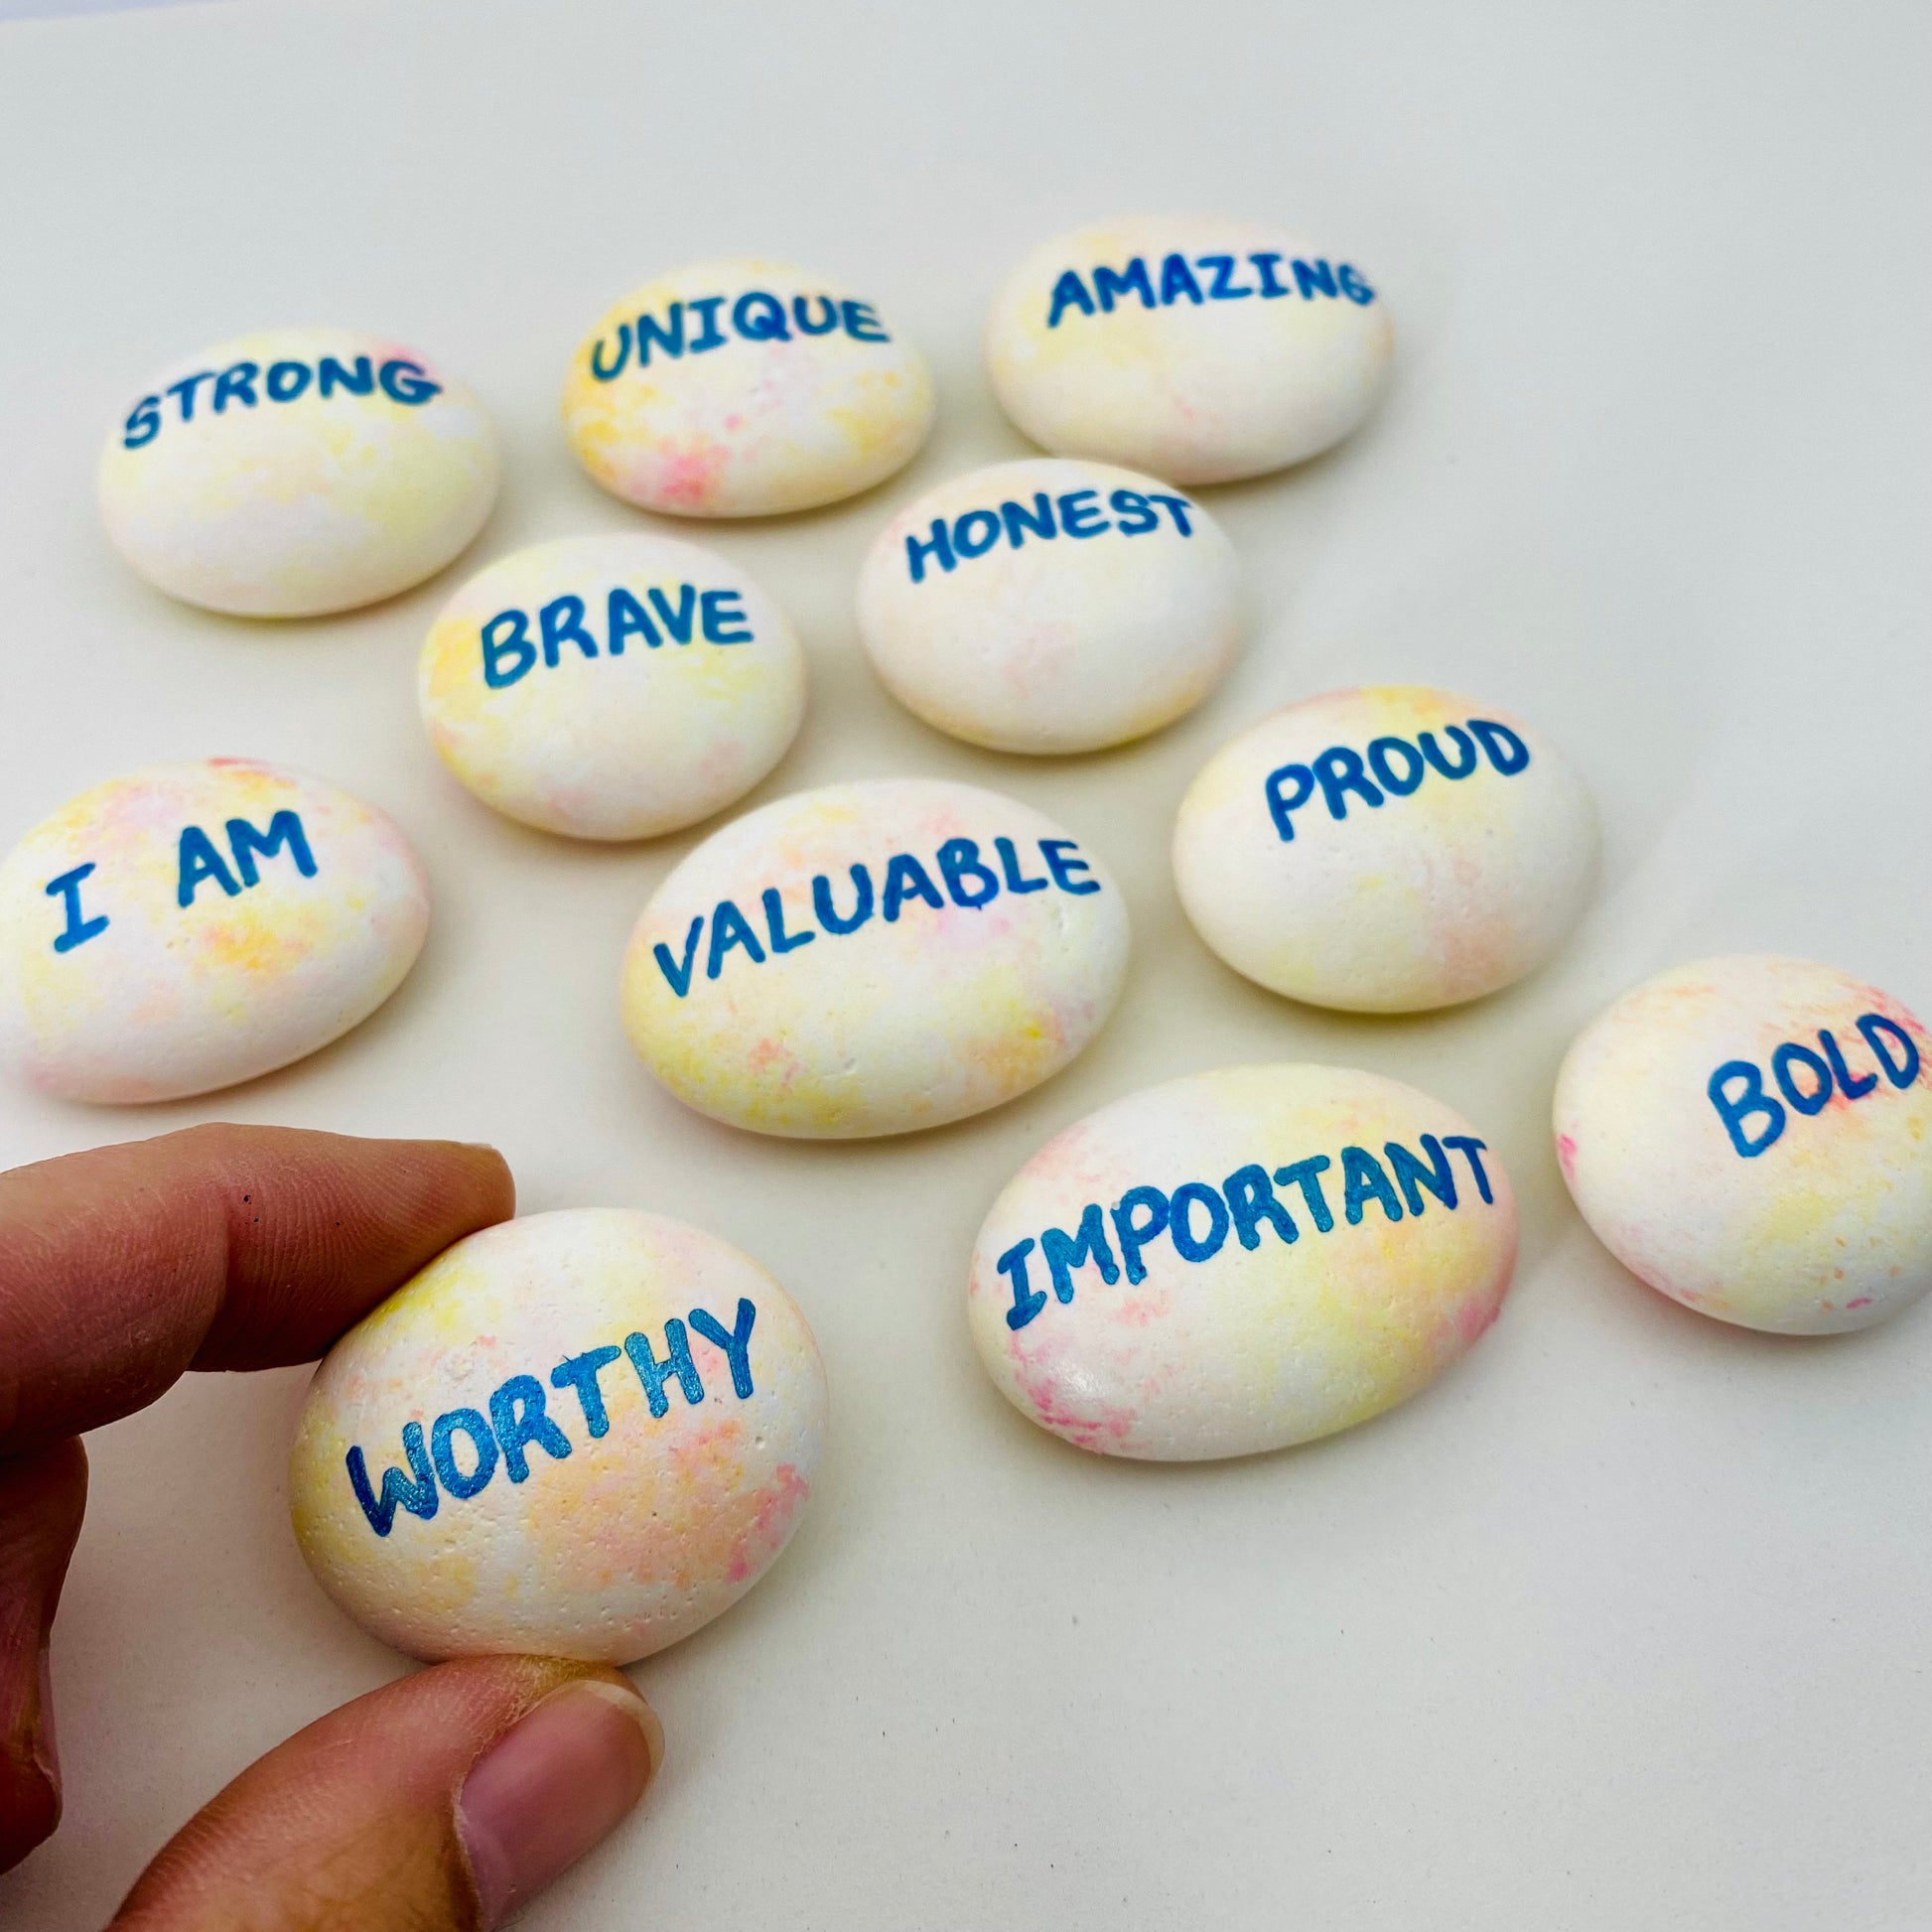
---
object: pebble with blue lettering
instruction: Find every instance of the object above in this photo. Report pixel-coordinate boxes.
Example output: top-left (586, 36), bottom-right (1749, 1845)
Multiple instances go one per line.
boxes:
top-left (1173, 686), bottom-right (1597, 1013)
top-left (1556, 955), bottom-right (1932, 1334)
top-left (858, 458), bottom-right (1242, 754)
top-left (985, 216), bottom-right (1394, 484)
top-left (99, 328), bottom-right (499, 617)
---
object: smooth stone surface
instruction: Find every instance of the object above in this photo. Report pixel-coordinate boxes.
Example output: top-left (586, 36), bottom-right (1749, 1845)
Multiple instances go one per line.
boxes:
top-left (984, 215), bottom-right (1394, 485)
top-left (1555, 955), bottom-right (1932, 1334)
top-left (419, 532), bottom-right (805, 841)
top-left (563, 258), bottom-right (935, 517)
top-left (0, 758), bottom-right (428, 1103)
top-left (857, 458), bottom-right (1241, 754)
top-left (1173, 685), bottom-right (1596, 1013)
top-left (969, 1063), bottom-right (1517, 1460)
top-left (290, 1208), bottom-right (828, 1663)
top-left (98, 328), bottom-right (499, 617)
top-left (621, 778), bottom-right (1129, 1138)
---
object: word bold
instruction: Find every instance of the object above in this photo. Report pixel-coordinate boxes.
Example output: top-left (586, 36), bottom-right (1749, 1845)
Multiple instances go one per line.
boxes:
top-left (1708, 1014), bottom-right (1922, 1158)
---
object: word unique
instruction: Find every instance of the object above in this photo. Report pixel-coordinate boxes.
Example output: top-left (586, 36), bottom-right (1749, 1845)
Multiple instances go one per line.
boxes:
top-left (122, 357), bottom-right (442, 449)
top-left (43, 809), bottom-right (317, 951)
top-left (1266, 719), bottom-right (1529, 841)
top-left (1046, 253), bottom-right (1376, 330)
top-left (652, 834), bottom-right (1102, 999)
top-left (1708, 1014), bottom-right (1922, 1159)
top-left (479, 583), bottom-right (755, 690)
top-left (346, 1298), bottom-right (759, 1537)
top-left (902, 487), bottom-right (1196, 585)
top-left (587, 289), bottom-right (891, 382)
top-left (996, 1135), bottom-right (1496, 1330)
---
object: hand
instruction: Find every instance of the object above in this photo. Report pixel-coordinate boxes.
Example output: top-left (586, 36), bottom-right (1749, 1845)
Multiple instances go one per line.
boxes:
top-left (0, 1124), bottom-right (662, 1929)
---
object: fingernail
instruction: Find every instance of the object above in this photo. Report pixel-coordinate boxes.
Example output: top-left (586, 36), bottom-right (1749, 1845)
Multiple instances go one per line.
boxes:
top-left (458, 1678), bottom-right (660, 1928)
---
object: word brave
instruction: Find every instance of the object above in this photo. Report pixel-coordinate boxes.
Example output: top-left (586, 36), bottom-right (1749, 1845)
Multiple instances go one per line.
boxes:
top-left (903, 487), bottom-right (1196, 585)
top-left (122, 356), bottom-right (442, 449)
top-left (1266, 719), bottom-right (1529, 841)
top-left (480, 583), bottom-right (755, 689)
top-left (346, 1297), bottom-right (759, 1537)
top-left (588, 289), bottom-right (892, 381)
top-left (1046, 253), bottom-right (1376, 330)
top-left (1708, 1013), bottom-right (1922, 1159)
top-left (653, 834), bottom-right (1103, 998)
top-left (996, 1134), bottom-right (1495, 1331)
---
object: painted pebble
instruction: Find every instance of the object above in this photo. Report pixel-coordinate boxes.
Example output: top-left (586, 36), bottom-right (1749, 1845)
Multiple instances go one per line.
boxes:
top-left (621, 778), bottom-right (1129, 1138)
top-left (1173, 686), bottom-right (1596, 1013)
top-left (985, 216), bottom-right (1394, 485)
top-left (1555, 956), bottom-right (1932, 1334)
top-left (969, 1063), bottom-right (1516, 1460)
top-left (290, 1208), bottom-right (828, 1663)
top-left (419, 533), bottom-right (805, 840)
top-left (563, 259), bottom-right (935, 517)
top-left (99, 328), bottom-right (498, 617)
top-left (857, 459), bottom-right (1241, 754)
top-left (0, 759), bottom-right (427, 1104)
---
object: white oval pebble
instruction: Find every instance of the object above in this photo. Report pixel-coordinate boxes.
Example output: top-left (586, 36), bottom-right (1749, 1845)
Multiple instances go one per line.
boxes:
top-left (1173, 686), bottom-right (1596, 1013)
top-left (98, 329), bottom-right (499, 617)
top-left (1555, 955), bottom-right (1932, 1334)
top-left (0, 759), bottom-right (428, 1103)
top-left (621, 778), bottom-right (1129, 1138)
top-left (969, 1063), bottom-right (1517, 1460)
top-left (419, 533), bottom-right (805, 841)
top-left (290, 1208), bottom-right (828, 1663)
top-left (857, 459), bottom-right (1241, 754)
top-left (563, 259), bottom-right (935, 517)
top-left (985, 216), bottom-right (1394, 485)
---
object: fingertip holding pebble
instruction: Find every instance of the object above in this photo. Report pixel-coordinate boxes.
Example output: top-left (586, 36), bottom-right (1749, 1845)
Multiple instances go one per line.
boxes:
top-left (0, 759), bottom-right (428, 1103)
top-left (563, 260), bottom-right (935, 518)
top-left (1555, 955), bottom-right (1932, 1334)
top-left (99, 329), bottom-right (499, 618)
top-left (289, 1208), bottom-right (828, 1663)
top-left (1173, 686), bottom-right (1597, 1013)
top-left (985, 215), bottom-right (1394, 484)
top-left (857, 459), bottom-right (1242, 754)
top-left (969, 1063), bottom-right (1517, 1459)
top-left (620, 778), bottom-right (1130, 1138)
top-left (419, 533), bottom-right (806, 840)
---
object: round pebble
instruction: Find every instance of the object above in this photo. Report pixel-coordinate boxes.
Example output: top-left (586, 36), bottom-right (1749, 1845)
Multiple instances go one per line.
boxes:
top-left (1555, 955), bottom-right (1932, 1334)
top-left (289, 1208), bottom-right (827, 1663)
top-left (985, 216), bottom-right (1394, 484)
top-left (969, 1063), bottom-right (1517, 1460)
top-left (621, 778), bottom-right (1129, 1138)
top-left (1173, 686), bottom-right (1596, 1013)
top-left (0, 759), bottom-right (428, 1103)
top-left (98, 328), bottom-right (498, 617)
top-left (563, 259), bottom-right (935, 517)
top-left (857, 459), bottom-right (1241, 754)
top-left (419, 533), bottom-right (805, 841)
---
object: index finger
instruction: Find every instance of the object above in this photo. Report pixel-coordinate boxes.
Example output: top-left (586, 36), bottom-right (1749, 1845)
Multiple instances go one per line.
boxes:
top-left (0, 1124), bottom-right (513, 1455)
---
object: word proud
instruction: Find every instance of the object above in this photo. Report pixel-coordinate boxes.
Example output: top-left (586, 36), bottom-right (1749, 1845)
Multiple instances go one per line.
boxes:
top-left (1266, 718), bottom-right (1529, 842)
top-left (43, 808), bottom-right (317, 953)
top-left (478, 582), bottom-right (756, 689)
top-left (652, 832), bottom-right (1103, 998)
top-left (995, 1134), bottom-right (1496, 1330)
top-left (1708, 1013), bottom-right (1922, 1159)
top-left (587, 288), bottom-right (893, 381)
top-left (346, 1297), bottom-right (759, 1537)
top-left (122, 356), bottom-right (442, 449)
top-left (1045, 253), bottom-right (1376, 330)
top-left (902, 486), bottom-right (1197, 585)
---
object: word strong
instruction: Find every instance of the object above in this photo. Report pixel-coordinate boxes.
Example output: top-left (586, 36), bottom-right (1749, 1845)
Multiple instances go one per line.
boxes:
top-left (346, 1297), bottom-right (760, 1535)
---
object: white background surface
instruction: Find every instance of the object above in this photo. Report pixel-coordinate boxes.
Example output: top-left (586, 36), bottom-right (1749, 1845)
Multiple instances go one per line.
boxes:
top-left (1, 2), bottom-right (1928, 1926)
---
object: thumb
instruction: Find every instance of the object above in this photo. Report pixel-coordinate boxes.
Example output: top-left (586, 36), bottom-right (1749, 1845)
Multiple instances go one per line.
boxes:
top-left (109, 1656), bottom-right (661, 1931)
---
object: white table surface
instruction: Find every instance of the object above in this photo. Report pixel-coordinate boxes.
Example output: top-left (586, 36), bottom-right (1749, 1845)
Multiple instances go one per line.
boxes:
top-left (2, 2), bottom-right (1928, 1926)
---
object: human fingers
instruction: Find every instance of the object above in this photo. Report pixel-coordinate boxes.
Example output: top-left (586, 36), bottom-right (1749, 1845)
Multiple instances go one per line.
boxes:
top-left (109, 1654), bottom-right (661, 1931)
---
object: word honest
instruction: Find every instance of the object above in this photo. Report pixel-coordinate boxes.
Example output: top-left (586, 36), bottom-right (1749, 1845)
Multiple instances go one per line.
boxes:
top-left (903, 486), bottom-right (1196, 585)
